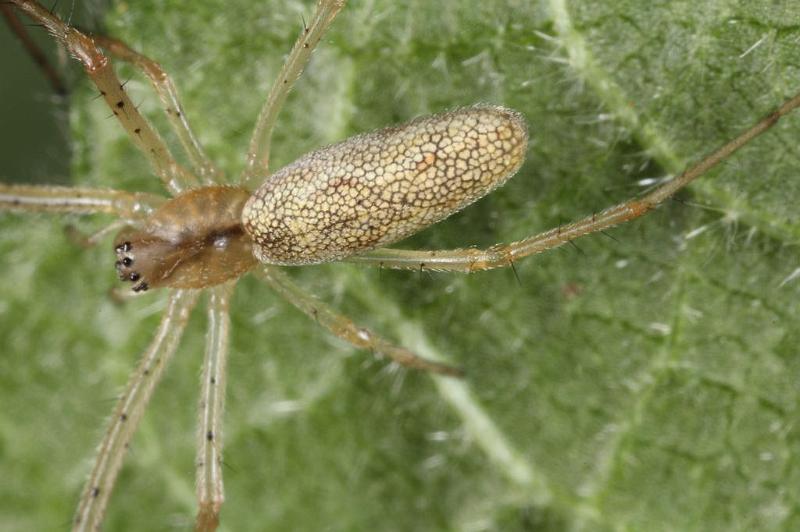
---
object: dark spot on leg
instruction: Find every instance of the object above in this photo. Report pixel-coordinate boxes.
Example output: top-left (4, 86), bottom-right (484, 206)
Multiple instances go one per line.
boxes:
top-left (206, 431), bottom-right (214, 442)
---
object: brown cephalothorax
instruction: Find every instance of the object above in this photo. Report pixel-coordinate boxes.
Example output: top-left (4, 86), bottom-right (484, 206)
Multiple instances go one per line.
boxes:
top-left (113, 186), bottom-right (256, 291)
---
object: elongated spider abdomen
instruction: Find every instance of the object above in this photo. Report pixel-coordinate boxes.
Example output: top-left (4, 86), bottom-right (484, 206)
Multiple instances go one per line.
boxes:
top-left (242, 105), bottom-right (528, 265)
top-left (114, 186), bottom-right (257, 290)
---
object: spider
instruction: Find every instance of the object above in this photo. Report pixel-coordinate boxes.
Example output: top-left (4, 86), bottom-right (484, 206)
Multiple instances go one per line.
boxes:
top-left (4, 1), bottom-right (800, 532)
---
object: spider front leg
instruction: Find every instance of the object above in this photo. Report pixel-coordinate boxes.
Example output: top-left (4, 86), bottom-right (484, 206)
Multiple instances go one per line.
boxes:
top-left (65, 219), bottom-right (133, 249)
top-left (347, 90), bottom-right (800, 273)
top-left (74, 290), bottom-right (199, 532)
top-left (92, 34), bottom-right (221, 183)
top-left (1, 184), bottom-right (164, 251)
top-left (257, 267), bottom-right (462, 377)
top-left (10, 0), bottom-right (198, 195)
top-left (196, 283), bottom-right (234, 532)
top-left (241, 0), bottom-right (346, 186)
top-left (0, 183), bottom-right (164, 217)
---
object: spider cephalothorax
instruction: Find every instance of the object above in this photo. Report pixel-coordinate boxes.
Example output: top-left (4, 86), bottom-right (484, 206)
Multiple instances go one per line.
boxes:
top-left (114, 186), bottom-right (256, 291)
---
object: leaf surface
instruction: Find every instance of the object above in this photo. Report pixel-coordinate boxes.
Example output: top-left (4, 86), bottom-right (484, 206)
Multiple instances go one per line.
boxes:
top-left (1, 1), bottom-right (800, 530)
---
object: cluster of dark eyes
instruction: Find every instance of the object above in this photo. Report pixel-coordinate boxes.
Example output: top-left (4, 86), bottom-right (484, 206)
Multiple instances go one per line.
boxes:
top-left (114, 241), bottom-right (148, 292)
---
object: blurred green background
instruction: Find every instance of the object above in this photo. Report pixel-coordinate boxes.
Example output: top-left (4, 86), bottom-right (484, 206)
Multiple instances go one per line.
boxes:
top-left (2, 1), bottom-right (800, 531)
top-left (0, 5), bottom-right (69, 183)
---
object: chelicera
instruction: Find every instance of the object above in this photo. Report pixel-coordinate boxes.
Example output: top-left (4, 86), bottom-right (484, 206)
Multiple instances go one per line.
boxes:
top-left (2, 0), bottom-right (800, 531)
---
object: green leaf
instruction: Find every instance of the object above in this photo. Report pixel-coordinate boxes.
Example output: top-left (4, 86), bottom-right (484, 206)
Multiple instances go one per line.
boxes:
top-left (2, 0), bottom-right (800, 530)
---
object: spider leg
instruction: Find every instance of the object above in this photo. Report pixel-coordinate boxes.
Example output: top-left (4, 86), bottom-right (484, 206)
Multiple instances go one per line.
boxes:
top-left (92, 34), bottom-right (221, 183)
top-left (241, 0), bottom-right (346, 187)
top-left (65, 219), bottom-right (133, 248)
top-left (257, 266), bottom-right (462, 377)
top-left (0, 183), bottom-right (164, 217)
top-left (9, 0), bottom-right (198, 195)
top-left (195, 283), bottom-right (234, 532)
top-left (108, 285), bottom-right (144, 305)
top-left (347, 90), bottom-right (800, 272)
top-left (73, 289), bottom-right (199, 532)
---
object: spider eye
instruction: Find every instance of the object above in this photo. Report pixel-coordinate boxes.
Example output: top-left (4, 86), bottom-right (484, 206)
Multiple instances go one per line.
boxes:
top-left (132, 282), bottom-right (149, 293)
top-left (115, 241), bottom-right (132, 253)
top-left (113, 235), bottom-right (148, 291)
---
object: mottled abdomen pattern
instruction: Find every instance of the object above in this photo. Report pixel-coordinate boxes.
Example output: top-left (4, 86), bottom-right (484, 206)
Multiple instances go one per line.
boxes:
top-left (242, 105), bottom-right (528, 265)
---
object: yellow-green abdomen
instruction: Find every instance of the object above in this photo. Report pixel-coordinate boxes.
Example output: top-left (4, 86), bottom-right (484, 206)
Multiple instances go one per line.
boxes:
top-left (242, 105), bottom-right (528, 265)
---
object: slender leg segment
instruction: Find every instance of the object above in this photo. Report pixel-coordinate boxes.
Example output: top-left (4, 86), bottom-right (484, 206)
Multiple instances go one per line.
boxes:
top-left (257, 267), bottom-right (462, 376)
top-left (0, 183), bottom-right (164, 218)
top-left (195, 283), bottom-right (234, 532)
top-left (10, 0), bottom-right (198, 195)
top-left (65, 220), bottom-right (133, 249)
top-left (347, 91), bottom-right (800, 272)
top-left (73, 290), bottom-right (199, 532)
top-left (241, 0), bottom-right (346, 187)
top-left (93, 34), bottom-right (221, 183)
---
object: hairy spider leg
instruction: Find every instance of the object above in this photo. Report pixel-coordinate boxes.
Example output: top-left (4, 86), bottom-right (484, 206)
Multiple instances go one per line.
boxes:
top-left (73, 289), bottom-right (199, 531)
top-left (258, 266), bottom-right (463, 376)
top-left (241, 0), bottom-right (346, 186)
top-left (0, 183), bottom-right (166, 251)
top-left (196, 283), bottom-right (234, 532)
top-left (92, 34), bottom-right (221, 183)
top-left (346, 91), bottom-right (800, 272)
top-left (10, 0), bottom-right (198, 194)
top-left (65, 219), bottom-right (134, 248)
top-left (0, 183), bottom-right (164, 217)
